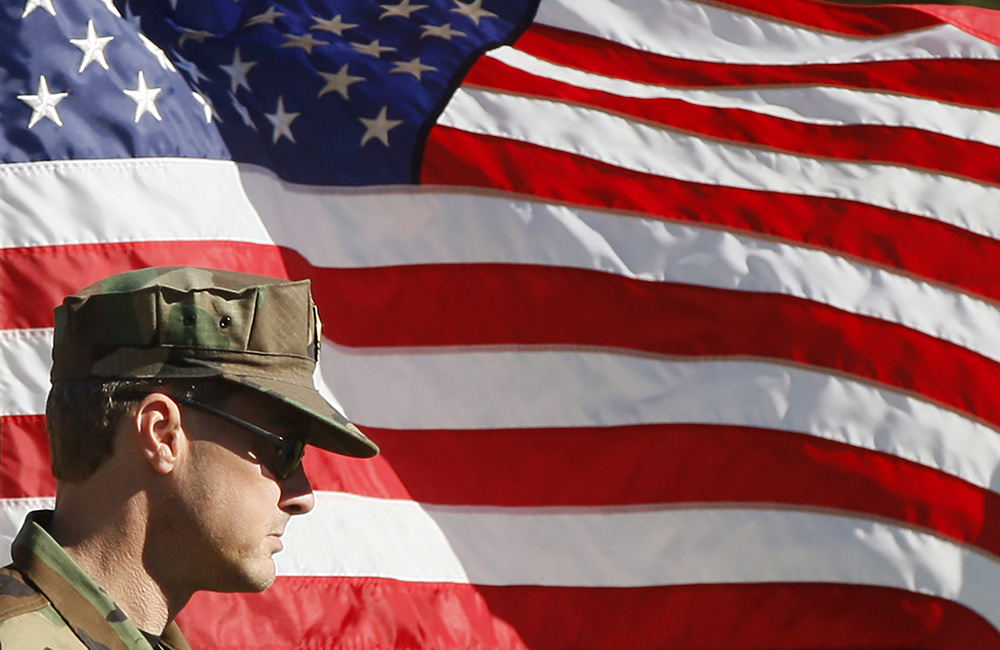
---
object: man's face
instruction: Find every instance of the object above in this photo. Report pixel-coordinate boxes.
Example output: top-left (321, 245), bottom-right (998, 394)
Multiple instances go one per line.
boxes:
top-left (164, 390), bottom-right (316, 593)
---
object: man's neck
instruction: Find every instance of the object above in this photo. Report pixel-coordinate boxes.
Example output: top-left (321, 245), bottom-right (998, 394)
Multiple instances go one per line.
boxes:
top-left (50, 489), bottom-right (190, 634)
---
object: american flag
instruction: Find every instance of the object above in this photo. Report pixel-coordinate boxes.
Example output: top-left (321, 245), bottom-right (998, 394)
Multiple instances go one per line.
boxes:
top-left (4, 0), bottom-right (1000, 646)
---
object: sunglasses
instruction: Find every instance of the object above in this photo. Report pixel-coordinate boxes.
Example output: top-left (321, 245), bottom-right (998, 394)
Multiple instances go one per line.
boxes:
top-left (118, 390), bottom-right (306, 479)
top-left (170, 395), bottom-right (306, 480)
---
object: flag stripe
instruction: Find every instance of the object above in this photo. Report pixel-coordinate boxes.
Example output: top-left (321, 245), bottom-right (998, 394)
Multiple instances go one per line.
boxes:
top-left (0, 417), bottom-right (52, 500)
top-left (7, 167), bottom-right (1000, 365)
top-left (473, 49), bottom-right (1000, 166)
top-left (5, 494), bottom-right (999, 608)
top-left (531, 0), bottom-right (999, 64)
top-left (213, 494), bottom-right (1000, 624)
top-left (914, 4), bottom-right (1000, 48)
top-left (704, 0), bottom-right (941, 34)
top-left (316, 343), bottom-right (1000, 458)
top-left (10, 233), bottom-right (1000, 374)
top-left (314, 426), bottom-right (1000, 559)
top-left (438, 88), bottom-right (1000, 240)
top-left (422, 127), bottom-right (1000, 301)
top-left (516, 23), bottom-right (1000, 108)
top-left (1, 329), bottom-right (52, 417)
top-left (8, 158), bottom-right (1000, 312)
top-left (486, 44), bottom-right (1000, 146)
top-left (10, 414), bottom-right (1000, 562)
top-left (305, 266), bottom-right (1000, 420)
top-left (1, 241), bottom-right (290, 330)
top-left (7, 330), bottom-right (1000, 497)
top-left (0, 158), bottom-right (269, 250)
top-left (177, 579), bottom-right (1000, 649)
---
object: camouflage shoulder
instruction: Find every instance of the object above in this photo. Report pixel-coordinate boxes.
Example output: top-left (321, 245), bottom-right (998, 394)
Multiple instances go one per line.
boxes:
top-left (0, 603), bottom-right (90, 649)
top-left (0, 564), bottom-right (46, 621)
top-left (0, 565), bottom-right (88, 648)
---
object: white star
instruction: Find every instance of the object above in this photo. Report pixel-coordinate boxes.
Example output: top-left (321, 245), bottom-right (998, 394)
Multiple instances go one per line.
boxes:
top-left (359, 106), bottom-right (402, 146)
top-left (265, 97), bottom-right (299, 143)
top-left (282, 32), bottom-right (327, 54)
top-left (69, 19), bottom-right (113, 73)
top-left (350, 39), bottom-right (395, 58)
top-left (311, 14), bottom-right (357, 35)
top-left (380, 0), bottom-right (427, 20)
top-left (420, 22), bottom-right (465, 40)
top-left (178, 27), bottom-right (212, 47)
top-left (99, 0), bottom-right (120, 16)
top-left (451, 0), bottom-right (496, 25)
top-left (245, 6), bottom-right (284, 26)
top-left (317, 64), bottom-right (363, 99)
top-left (220, 46), bottom-right (256, 94)
top-left (122, 71), bottom-right (162, 122)
top-left (138, 33), bottom-right (175, 71)
top-left (390, 57), bottom-right (437, 80)
top-left (191, 92), bottom-right (217, 123)
top-left (17, 75), bottom-right (68, 128)
top-left (22, 0), bottom-right (55, 17)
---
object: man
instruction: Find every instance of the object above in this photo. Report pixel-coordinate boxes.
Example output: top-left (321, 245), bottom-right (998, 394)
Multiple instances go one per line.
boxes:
top-left (0, 266), bottom-right (379, 649)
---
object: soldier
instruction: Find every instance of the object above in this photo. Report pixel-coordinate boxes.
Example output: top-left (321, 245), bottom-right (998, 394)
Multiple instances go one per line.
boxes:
top-left (0, 266), bottom-right (379, 649)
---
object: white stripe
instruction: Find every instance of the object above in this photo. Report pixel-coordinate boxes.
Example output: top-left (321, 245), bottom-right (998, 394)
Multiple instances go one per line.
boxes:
top-left (0, 329), bottom-right (51, 417)
top-left (5, 329), bottom-right (998, 494)
top-left (5, 160), bottom-right (998, 365)
top-left (488, 46), bottom-right (1000, 147)
top-left (532, 0), bottom-right (1000, 64)
top-left (439, 88), bottom-right (1000, 241)
top-left (0, 158), bottom-right (272, 249)
top-left (247, 170), bottom-right (1000, 365)
top-left (279, 496), bottom-right (999, 594)
top-left (0, 497), bottom-right (54, 565)
top-left (319, 343), bottom-right (1000, 491)
top-left (6, 496), bottom-right (997, 627)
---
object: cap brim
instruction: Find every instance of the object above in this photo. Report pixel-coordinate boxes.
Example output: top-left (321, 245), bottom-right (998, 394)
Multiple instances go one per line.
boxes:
top-left (218, 373), bottom-right (379, 458)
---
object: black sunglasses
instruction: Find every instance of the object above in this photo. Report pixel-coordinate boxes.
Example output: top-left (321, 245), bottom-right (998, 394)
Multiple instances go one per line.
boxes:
top-left (118, 390), bottom-right (306, 479)
top-left (170, 395), bottom-right (306, 480)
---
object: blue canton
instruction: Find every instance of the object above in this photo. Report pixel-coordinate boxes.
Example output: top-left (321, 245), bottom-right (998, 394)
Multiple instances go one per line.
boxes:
top-left (0, 0), bottom-right (538, 185)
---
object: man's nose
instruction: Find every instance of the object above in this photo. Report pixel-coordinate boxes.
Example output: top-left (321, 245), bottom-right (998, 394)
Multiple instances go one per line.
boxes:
top-left (278, 465), bottom-right (315, 515)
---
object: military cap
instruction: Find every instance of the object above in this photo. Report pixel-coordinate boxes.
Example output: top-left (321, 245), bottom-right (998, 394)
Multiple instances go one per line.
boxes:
top-left (51, 266), bottom-right (378, 458)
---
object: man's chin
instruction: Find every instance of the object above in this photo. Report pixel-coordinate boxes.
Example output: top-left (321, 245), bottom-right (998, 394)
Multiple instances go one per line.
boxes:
top-left (206, 559), bottom-right (276, 593)
top-left (243, 560), bottom-right (278, 593)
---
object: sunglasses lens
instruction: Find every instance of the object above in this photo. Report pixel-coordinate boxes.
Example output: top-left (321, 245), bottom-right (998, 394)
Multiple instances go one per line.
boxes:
top-left (275, 438), bottom-right (306, 478)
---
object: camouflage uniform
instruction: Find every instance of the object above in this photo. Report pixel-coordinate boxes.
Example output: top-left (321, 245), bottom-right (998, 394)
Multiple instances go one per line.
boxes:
top-left (0, 510), bottom-right (190, 649)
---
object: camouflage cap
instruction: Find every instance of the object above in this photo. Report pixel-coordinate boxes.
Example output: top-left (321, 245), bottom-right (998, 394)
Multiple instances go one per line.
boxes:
top-left (51, 266), bottom-right (378, 458)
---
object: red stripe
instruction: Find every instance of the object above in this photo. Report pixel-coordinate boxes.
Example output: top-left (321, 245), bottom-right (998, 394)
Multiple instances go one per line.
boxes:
top-left (6, 243), bottom-right (1000, 428)
top-left (515, 24), bottom-right (1000, 108)
top-left (1, 415), bottom-right (53, 499)
top-left (916, 4), bottom-right (1000, 46)
top-left (9, 414), bottom-right (1000, 559)
top-left (307, 264), bottom-right (1000, 428)
top-left (177, 578), bottom-right (1000, 649)
top-left (711, 0), bottom-right (940, 34)
top-left (0, 241), bottom-right (295, 329)
top-left (463, 55), bottom-right (1000, 185)
top-left (338, 424), bottom-right (1000, 557)
top-left (422, 126), bottom-right (1000, 302)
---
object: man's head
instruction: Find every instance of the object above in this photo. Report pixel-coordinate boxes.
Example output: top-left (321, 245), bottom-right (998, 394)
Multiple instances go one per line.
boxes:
top-left (49, 265), bottom-right (377, 468)
top-left (46, 266), bottom-right (378, 591)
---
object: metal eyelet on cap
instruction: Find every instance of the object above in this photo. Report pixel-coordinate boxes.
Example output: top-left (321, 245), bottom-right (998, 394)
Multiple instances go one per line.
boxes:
top-left (183, 313), bottom-right (196, 326)
top-left (219, 315), bottom-right (232, 328)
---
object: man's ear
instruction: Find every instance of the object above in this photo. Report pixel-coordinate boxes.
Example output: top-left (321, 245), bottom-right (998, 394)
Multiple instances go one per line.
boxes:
top-left (133, 393), bottom-right (185, 475)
